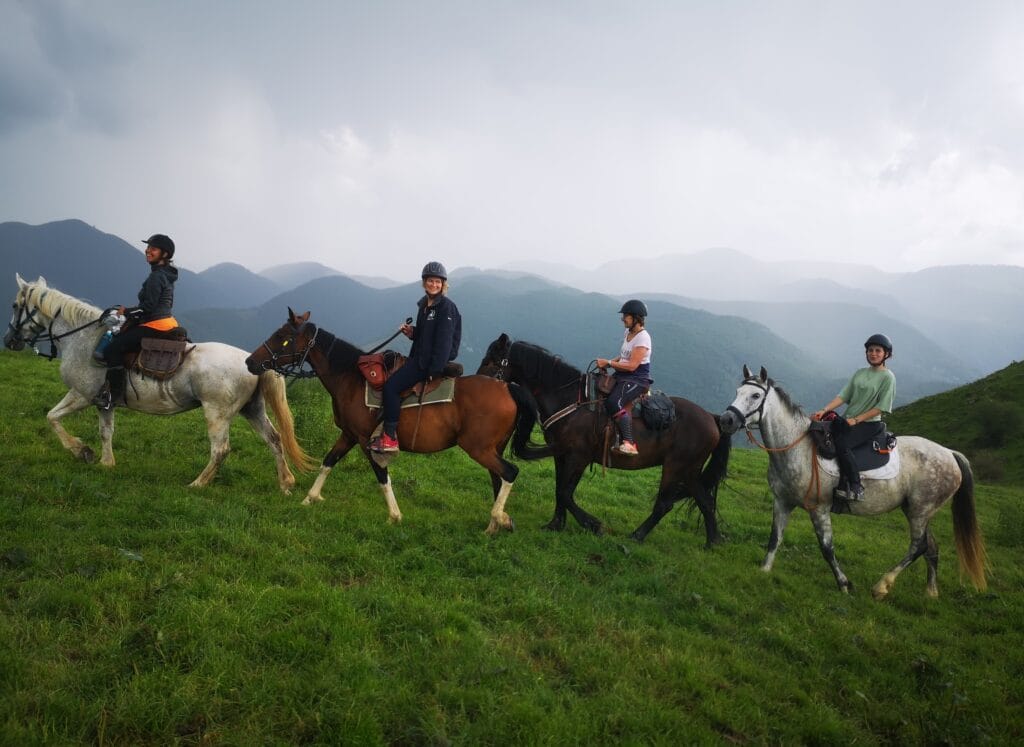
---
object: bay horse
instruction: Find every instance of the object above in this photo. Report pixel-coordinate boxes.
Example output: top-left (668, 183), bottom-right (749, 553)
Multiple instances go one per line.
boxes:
top-left (4, 275), bottom-right (313, 491)
top-left (719, 365), bottom-right (988, 598)
top-left (245, 310), bottom-right (543, 534)
top-left (477, 334), bottom-right (731, 544)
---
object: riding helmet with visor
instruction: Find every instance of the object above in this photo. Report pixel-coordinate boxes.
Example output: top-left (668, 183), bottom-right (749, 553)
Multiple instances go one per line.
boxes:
top-left (142, 234), bottom-right (175, 259)
top-left (619, 299), bottom-right (648, 321)
top-left (864, 333), bottom-right (893, 359)
top-left (421, 261), bottom-right (447, 281)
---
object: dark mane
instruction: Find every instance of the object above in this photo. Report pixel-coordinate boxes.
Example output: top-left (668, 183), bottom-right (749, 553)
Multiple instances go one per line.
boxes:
top-left (510, 341), bottom-right (583, 390)
top-left (310, 326), bottom-right (366, 372)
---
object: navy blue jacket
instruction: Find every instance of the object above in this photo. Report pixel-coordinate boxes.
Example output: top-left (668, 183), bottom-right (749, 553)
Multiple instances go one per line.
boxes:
top-left (126, 264), bottom-right (178, 322)
top-left (409, 294), bottom-right (460, 375)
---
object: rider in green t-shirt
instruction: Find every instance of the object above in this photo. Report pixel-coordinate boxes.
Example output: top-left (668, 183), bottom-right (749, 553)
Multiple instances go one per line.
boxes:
top-left (812, 334), bottom-right (896, 500)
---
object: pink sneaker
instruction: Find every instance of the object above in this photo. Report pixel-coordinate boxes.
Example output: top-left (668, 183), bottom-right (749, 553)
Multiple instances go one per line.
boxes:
top-left (613, 440), bottom-right (638, 456)
top-left (371, 433), bottom-right (399, 453)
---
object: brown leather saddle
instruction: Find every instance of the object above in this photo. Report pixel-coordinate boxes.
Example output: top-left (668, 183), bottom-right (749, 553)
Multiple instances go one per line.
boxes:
top-left (358, 351), bottom-right (463, 397)
top-left (124, 328), bottom-right (195, 380)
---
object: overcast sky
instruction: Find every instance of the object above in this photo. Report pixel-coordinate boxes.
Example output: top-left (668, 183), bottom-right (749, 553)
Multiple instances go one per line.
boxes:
top-left (3, 1), bottom-right (1024, 279)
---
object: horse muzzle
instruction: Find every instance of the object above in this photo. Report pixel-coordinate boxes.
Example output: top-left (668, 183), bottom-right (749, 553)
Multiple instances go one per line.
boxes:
top-left (718, 408), bottom-right (743, 435)
top-left (244, 355), bottom-right (263, 375)
top-left (3, 329), bottom-right (25, 351)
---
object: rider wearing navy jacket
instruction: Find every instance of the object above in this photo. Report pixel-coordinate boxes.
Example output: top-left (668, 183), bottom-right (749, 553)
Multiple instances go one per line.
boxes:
top-left (372, 261), bottom-right (461, 453)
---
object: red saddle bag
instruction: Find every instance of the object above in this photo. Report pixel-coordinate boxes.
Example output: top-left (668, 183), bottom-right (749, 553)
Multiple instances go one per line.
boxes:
top-left (358, 354), bottom-right (388, 391)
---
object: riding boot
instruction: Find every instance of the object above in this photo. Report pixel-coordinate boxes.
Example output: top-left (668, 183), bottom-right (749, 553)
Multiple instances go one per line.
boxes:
top-left (94, 367), bottom-right (125, 410)
top-left (833, 450), bottom-right (865, 500)
top-left (612, 412), bottom-right (638, 456)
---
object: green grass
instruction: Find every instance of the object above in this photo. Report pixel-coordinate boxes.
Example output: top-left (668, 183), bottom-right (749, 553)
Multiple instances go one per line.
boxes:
top-left (1, 351), bottom-right (1023, 744)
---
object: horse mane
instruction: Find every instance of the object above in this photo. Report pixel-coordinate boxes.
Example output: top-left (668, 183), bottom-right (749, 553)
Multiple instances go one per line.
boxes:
top-left (23, 281), bottom-right (101, 327)
top-left (510, 341), bottom-right (582, 390)
top-left (311, 326), bottom-right (365, 372)
top-left (746, 376), bottom-right (805, 417)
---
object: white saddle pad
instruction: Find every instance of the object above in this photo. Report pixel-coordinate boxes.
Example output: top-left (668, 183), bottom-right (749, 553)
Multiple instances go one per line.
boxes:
top-left (817, 446), bottom-right (901, 481)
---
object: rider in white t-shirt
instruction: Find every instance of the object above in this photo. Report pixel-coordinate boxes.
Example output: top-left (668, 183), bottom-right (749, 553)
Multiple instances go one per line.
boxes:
top-left (596, 299), bottom-right (652, 456)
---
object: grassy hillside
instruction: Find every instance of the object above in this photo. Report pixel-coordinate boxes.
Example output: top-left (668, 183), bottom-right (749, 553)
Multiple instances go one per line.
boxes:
top-left (889, 359), bottom-right (1024, 483)
top-left (1, 351), bottom-right (1022, 743)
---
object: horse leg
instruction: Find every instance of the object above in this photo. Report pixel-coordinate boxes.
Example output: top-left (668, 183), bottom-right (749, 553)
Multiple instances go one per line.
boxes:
top-left (872, 514), bottom-right (931, 601)
top-left (241, 400), bottom-right (296, 494)
top-left (46, 390), bottom-right (98, 463)
top-left (302, 432), bottom-right (357, 505)
top-left (760, 496), bottom-right (796, 572)
top-left (629, 489), bottom-right (676, 543)
top-left (460, 440), bottom-right (518, 535)
top-left (190, 406), bottom-right (232, 488)
top-left (542, 455), bottom-right (571, 531)
top-left (365, 450), bottom-right (402, 524)
top-left (97, 406), bottom-right (115, 467)
top-left (924, 528), bottom-right (940, 598)
top-left (554, 456), bottom-right (603, 535)
top-left (809, 507), bottom-right (853, 593)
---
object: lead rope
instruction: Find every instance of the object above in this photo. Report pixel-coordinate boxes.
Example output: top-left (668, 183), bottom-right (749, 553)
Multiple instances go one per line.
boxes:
top-left (744, 429), bottom-right (823, 510)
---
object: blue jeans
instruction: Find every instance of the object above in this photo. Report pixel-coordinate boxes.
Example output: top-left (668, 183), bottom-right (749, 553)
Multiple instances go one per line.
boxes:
top-left (381, 358), bottom-right (429, 434)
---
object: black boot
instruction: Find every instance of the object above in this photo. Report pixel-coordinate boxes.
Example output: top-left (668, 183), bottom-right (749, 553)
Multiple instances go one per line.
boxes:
top-left (94, 367), bottom-right (125, 410)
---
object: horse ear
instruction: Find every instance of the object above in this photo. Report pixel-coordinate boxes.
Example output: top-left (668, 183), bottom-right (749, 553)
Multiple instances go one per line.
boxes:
top-left (742, 364), bottom-right (752, 379)
top-left (37, 276), bottom-right (47, 287)
top-left (15, 273), bottom-right (25, 288)
top-left (760, 366), bottom-right (768, 382)
top-left (287, 306), bottom-right (296, 321)
top-left (499, 332), bottom-right (510, 345)
top-left (299, 311), bottom-right (311, 323)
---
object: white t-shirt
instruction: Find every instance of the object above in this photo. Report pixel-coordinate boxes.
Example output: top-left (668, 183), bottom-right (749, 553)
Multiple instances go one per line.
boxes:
top-left (619, 329), bottom-right (652, 364)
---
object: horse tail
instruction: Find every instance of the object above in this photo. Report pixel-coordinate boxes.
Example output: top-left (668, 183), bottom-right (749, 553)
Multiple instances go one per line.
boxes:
top-left (951, 450), bottom-right (989, 591)
top-left (259, 371), bottom-right (317, 472)
top-left (700, 420), bottom-right (732, 500)
top-left (507, 382), bottom-right (553, 460)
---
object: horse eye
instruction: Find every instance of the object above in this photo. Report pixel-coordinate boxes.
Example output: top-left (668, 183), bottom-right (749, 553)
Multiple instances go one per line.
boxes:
top-left (752, 393), bottom-right (761, 400)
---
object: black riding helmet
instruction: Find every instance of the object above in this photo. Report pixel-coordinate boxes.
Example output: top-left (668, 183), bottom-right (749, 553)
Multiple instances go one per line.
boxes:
top-left (142, 233), bottom-right (175, 259)
top-left (619, 299), bottom-right (648, 321)
top-left (864, 333), bottom-right (893, 359)
top-left (421, 261), bottom-right (447, 280)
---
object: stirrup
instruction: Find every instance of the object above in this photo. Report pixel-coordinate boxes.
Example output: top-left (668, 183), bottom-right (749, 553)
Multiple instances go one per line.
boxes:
top-left (93, 387), bottom-right (113, 410)
top-left (612, 440), bottom-right (638, 456)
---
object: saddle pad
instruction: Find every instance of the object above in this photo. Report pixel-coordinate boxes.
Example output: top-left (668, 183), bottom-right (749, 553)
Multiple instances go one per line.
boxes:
top-left (817, 446), bottom-right (901, 480)
top-left (364, 378), bottom-right (455, 409)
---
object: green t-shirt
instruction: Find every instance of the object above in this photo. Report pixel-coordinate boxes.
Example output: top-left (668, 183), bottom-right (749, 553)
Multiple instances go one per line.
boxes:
top-left (838, 367), bottom-right (895, 420)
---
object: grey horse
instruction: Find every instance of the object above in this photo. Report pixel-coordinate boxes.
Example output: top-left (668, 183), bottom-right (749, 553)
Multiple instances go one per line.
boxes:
top-left (5, 275), bottom-right (314, 491)
top-left (719, 365), bottom-right (988, 599)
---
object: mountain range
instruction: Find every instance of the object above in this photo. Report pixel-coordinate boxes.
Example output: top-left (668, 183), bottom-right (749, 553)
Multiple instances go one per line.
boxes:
top-left (3, 219), bottom-right (1021, 411)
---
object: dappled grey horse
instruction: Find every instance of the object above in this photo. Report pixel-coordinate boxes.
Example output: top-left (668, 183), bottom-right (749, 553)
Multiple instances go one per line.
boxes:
top-left (719, 365), bottom-right (987, 599)
top-left (5, 275), bottom-right (313, 491)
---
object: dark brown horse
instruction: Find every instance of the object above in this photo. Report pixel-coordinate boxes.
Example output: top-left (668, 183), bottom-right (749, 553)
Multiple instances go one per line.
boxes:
top-left (478, 334), bottom-right (731, 544)
top-left (246, 310), bottom-right (543, 534)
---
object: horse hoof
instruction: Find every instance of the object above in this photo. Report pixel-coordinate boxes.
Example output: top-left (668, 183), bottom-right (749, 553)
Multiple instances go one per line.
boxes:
top-left (301, 495), bottom-right (323, 506)
top-left (79, 447), bottom-right (95, 464)
top-left (507, 516), bottom-right (515, 532)
top-left (541, 521), bottom-right (564, 532)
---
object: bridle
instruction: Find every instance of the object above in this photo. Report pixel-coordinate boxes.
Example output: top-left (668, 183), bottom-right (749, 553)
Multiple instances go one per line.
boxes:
top-left (7, 291), bottom-right (103, 360)
top-left (724, 378), bottom-right (772, 433)
top-left (255, 322), bottom-right (321, 379)
top-left (727, 377), bottom-right (822, 508)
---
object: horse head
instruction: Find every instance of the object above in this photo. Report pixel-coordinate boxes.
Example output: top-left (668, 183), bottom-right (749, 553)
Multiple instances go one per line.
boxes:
top-left (719, 365), bottom-right (772, 434)
top-left (245, 307), bottom-right (317, 375)
top-left (5, 275), bottom-right (50, 352)
top-left (476, 332), bottom-right (512, 379)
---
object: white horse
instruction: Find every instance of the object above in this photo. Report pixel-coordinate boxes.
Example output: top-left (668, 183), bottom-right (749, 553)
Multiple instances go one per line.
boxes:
top-left (5, 275), bottom-right (314, 491)
top-left (719, 365), bottom-right (988, 599)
